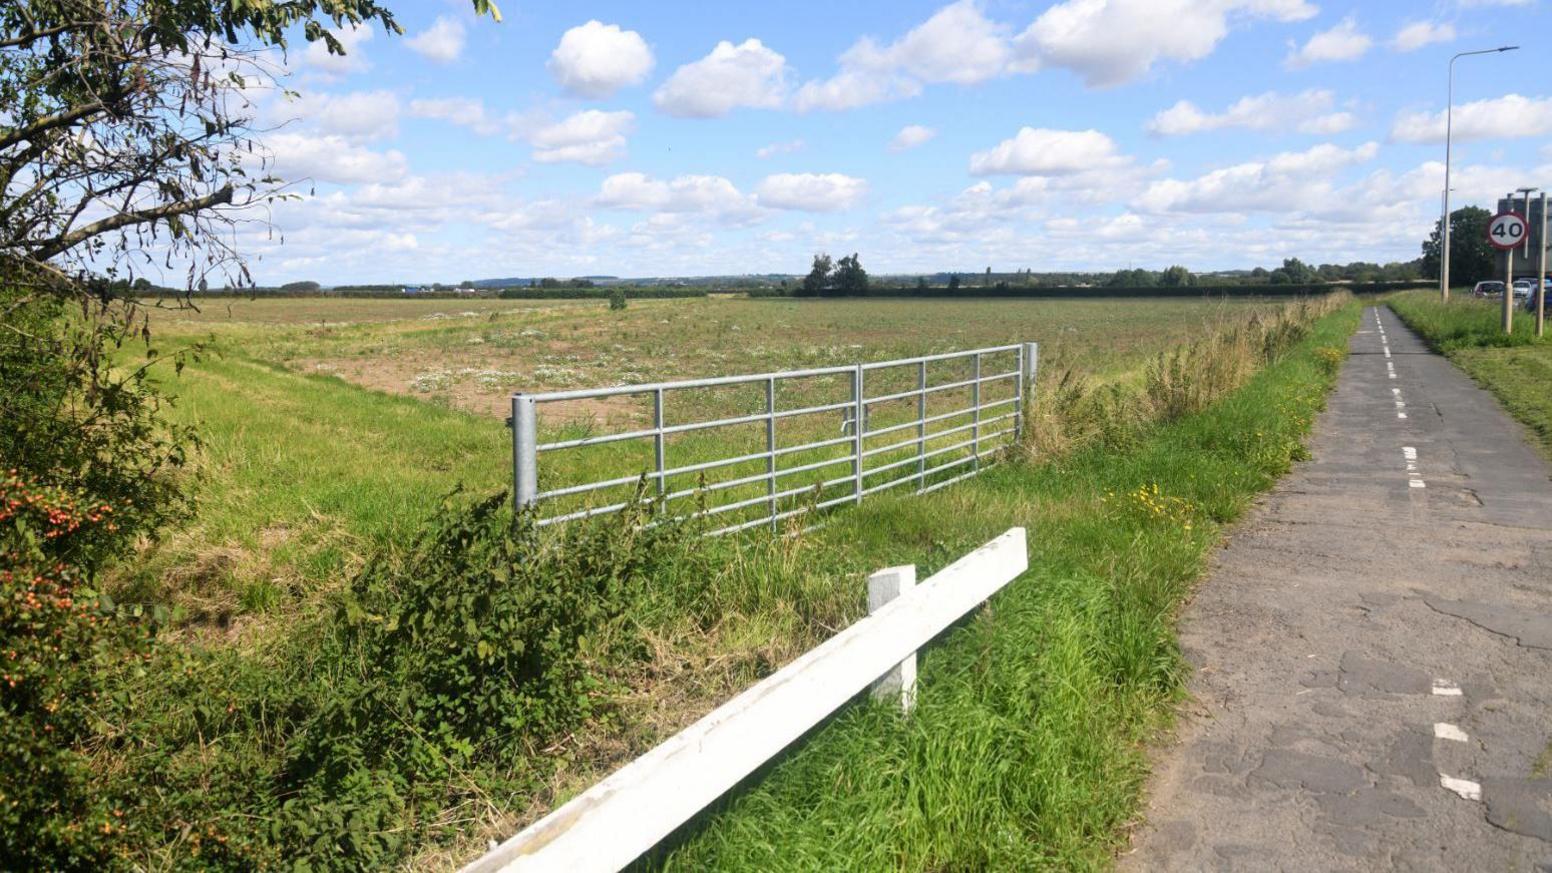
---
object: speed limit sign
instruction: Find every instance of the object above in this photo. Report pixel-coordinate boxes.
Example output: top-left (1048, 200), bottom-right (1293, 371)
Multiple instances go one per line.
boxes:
top-left (1487, 211), bottom-right (1528, 250)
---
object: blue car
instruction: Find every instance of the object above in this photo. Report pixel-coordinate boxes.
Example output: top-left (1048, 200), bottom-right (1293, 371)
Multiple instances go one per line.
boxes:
top-left (1524, 277), bottom-right (1552, 312)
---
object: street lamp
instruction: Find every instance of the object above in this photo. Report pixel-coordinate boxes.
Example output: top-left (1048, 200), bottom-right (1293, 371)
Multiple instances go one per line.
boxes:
top-left (1441, 45), bottom-right (1518, 303)
top-left (1517, 186), bottom-right (1538, 258)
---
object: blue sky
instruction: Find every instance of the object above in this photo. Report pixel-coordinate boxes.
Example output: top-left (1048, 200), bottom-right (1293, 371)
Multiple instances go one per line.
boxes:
top-left (240, 0), bottom-right (1551, 284)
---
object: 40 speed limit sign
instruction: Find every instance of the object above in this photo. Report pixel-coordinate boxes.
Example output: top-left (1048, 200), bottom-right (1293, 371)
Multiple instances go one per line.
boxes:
top-left (1487, 211), bottom-right (1528, 250)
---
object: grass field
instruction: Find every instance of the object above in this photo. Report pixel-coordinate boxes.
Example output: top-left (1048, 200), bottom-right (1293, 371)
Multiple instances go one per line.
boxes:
top-left (1388, 291), bottom-right (1552, 460)
top-left (132, 294), bottom-right (1289, 625)
top-left (92, 292), bottom-right (1358, 870)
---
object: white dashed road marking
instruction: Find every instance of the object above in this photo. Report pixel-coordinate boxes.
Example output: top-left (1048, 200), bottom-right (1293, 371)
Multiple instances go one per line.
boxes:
top-left (1434, 723), bottom-right (1469, 742)
top-left (1432, 679), bottom-right (1463, 696)
top-left (1440, 775), bottom-right (1482, 801)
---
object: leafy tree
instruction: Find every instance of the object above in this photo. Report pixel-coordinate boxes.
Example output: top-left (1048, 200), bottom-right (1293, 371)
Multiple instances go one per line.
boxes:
top-left (1421, 206), bottom-right (1495, 287)
top-left (1280, 258), bottom-right (1314, 285)
top-left (609, 287), bottom-right (627, 310)
top-left (801, 253), bottom-right (833, 296)
top-left (1106, 268), bottom-right (1157, 287)
top-left (281, 280), bottom-right (322, 292)
top-left (833, 252), bottom-right (868, 295)
top-left (916, 275), bottom-right (928, 290)
top-left (1, 2), bottom-right (499, 866)
top-left (1160, 265), bottom-right (1195, 287)
top-left (947, 274), bottom-right (961, 291)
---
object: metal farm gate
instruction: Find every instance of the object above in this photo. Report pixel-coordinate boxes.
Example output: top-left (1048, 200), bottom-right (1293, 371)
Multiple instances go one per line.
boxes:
top-left (511, 342), bottom-right (1038, 535)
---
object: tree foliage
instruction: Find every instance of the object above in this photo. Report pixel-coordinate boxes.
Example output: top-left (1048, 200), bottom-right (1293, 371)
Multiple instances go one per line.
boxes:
top-left (801, 252), bottom-right (832, 296)
top-left (833, 252), bottom-right (868, 294)
top-left (1421, 206), bottom-right (1495, 286)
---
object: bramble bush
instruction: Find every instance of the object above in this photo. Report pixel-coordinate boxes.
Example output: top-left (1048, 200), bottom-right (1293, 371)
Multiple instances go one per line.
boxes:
top-left (0, 471), bottom-right (157, 869)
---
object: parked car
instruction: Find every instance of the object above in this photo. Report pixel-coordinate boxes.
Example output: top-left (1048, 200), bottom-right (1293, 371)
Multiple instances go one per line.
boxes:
top-left (1512, 278), bottom-right (1536, 301)
top-left (1523, 277), bottom-right (1552, 312)
top-left (1473, 280), bottom-right (1505, 298)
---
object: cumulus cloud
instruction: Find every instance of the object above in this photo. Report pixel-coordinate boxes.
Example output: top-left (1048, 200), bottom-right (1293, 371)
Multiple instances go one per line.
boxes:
top-left (276, 90), bottom-right (400, 142)
top-left (1012, 0), bottom-right (1317, 88)
top-left (890, 125), bottom-right (938, 151)
top-left (1147, 89), bottom-right (1355, 136)
top-left (1391, 94), bottom-right (1552, 143)
top-left (528, 110), bottom-right (634, 165)
top-left (969, 127), bottom-right (1128, 176)
top-left (406, 17), bottom-right (465, 63)
top-left (596, 172), bottom-right (756, 216)
top-left (548, 21), bottom-right (655, 98)
top-left (795, 1), bottom-right (1012, 112)
top-left (1391, 21), bottom-right (1456, 52)
top-left (1137, 142), bottom-right (1380, 214)
top-left (408, 97), bottom-right (503, 136)
top-left (653, 39), bottom-right (789, 118)
top-left (305, 25), bottom-right (373, 76)
top-left (1285, 18), bottom-right (1372, 69)
top-left (266, 132), bottom-right (408, 184)
top-left (756, 173), bottom-right (869, 211)
top-left (756, 139), bottom-right (805, 159)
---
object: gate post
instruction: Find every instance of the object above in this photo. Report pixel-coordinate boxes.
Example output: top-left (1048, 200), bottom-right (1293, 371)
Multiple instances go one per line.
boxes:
top-left (512, 394), bottom-right (538, 513)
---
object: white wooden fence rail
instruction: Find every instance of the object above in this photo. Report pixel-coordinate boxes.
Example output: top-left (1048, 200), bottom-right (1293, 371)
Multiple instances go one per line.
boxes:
top-left (461, 526), bottom-right (1029, 873)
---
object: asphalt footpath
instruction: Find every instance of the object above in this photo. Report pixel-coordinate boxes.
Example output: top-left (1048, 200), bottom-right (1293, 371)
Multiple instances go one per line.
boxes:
top-left (1122, 305), bottom-right (1552, 872)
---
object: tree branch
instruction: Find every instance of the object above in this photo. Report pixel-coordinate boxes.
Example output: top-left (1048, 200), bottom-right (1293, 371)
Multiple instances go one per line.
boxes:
top-left (0, 101), bottom-right (109, 152)
top-left (28, 184), bottom-right (235, 260)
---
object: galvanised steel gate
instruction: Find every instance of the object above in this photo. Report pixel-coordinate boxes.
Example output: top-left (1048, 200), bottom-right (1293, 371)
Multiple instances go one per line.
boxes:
top-left (511, 342), bottom-right (1038, 535)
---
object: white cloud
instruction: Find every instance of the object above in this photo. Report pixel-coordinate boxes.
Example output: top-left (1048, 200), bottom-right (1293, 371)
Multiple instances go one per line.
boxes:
top-left (1391, 21), bottom-right (1456, 52)
top-left (548, 21), bottom-right (655, 98)
top-left (1137, 141), bottom-right (1380, 214)
top-left (1391, 94), bottom-right (1552, 142)
top-left (277, 90), bottom-right (400, 142)
top-left (890, 125), bottom-right (938, 151)
top-left (408, 97), bottom-right (502, 136)
top-left (795, 1), bottom-right (1010, 111)
top-left (305, 26), bottom-right (373, 76)
top-left (653, 39), bottom-right (789, 118)
top-left (969, 127), bottom-right (1127, 176)
top-left (793, 70), bottom-right (921, 112)
top-left (1285, 17), bottom-right (1373, 69)
top-left (406, 17), bottom-right (465, 64)
top-left (1147, 89), bottom-right (1355, 136)
top-left (265, 132), bottom-right (408, 184)
top-left (756, 173), bottom-right (869, 211)
top-left (756, 139), bottom-right (805, 159)
top-left (1013, 0), bottom-right (1317, 88)
top-left (596, 172), bottom-right (756, 217)
top-left (528, 110), bottom-right (634, 166)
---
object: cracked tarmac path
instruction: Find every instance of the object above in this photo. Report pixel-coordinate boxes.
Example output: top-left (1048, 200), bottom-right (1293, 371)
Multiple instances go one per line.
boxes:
top-left (1123, 306), bottom-right (1552, 872)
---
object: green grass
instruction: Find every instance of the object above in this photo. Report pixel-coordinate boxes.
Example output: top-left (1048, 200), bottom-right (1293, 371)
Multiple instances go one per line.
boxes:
top-left (633, 302), bottom-right (1358, 871)
top-left (1389, 290), bottom-right (1552, 459)
top-left (129, 295), bottom-right (1293, 623)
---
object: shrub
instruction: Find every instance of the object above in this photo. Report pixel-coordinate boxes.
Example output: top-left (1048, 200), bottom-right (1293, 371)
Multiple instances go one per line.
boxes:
top-left (609, 287), bottom-right (628, 310)
top-left (0, 471), bottom-right (156, 869)
top-left (267, 488), bottom-right (689, 866)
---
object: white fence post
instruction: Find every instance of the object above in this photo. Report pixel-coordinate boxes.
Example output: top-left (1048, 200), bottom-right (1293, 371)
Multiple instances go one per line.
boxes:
top-left (867, 565), bottom-right (917, 713)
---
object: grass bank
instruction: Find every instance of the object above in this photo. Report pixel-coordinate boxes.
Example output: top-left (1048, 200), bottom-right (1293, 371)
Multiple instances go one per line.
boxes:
top-left (639, 301), bottom-right (1359, 870)
top-left (82, 297), bottom-right (1355, 870)
top-left (1388, 291), bottom-right (1552, 459)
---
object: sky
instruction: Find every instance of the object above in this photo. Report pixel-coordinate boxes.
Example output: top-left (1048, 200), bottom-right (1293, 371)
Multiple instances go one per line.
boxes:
top-left (232, 0), bottom-right (1552, 285)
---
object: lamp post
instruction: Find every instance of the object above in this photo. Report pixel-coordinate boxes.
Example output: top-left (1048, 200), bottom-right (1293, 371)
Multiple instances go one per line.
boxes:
top-left (1441, 46), bottom-right (1519, 302)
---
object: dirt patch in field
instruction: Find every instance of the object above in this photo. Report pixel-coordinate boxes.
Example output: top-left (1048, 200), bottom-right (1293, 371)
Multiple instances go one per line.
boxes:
top-left (299, 353), bottom-right (647, 425)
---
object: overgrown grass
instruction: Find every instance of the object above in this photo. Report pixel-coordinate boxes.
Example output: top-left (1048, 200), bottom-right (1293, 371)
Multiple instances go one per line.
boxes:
top-left (640, 300), bottom-right (1358, 871)
top-left (1389, 290), bottom-right (1552, 459)
top-left (83, 295), bottom-right (1356, 870)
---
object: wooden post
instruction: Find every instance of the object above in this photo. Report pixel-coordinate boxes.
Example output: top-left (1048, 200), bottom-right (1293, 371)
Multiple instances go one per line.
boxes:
top-left (867, 565), bottom-right (917, 713)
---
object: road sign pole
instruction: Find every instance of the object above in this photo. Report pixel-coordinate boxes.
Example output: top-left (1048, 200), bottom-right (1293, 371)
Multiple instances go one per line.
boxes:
top-left (1539, 193), bottom-right (1547, 338)
top-left (1504, 245), bottom-right (1514, 335)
